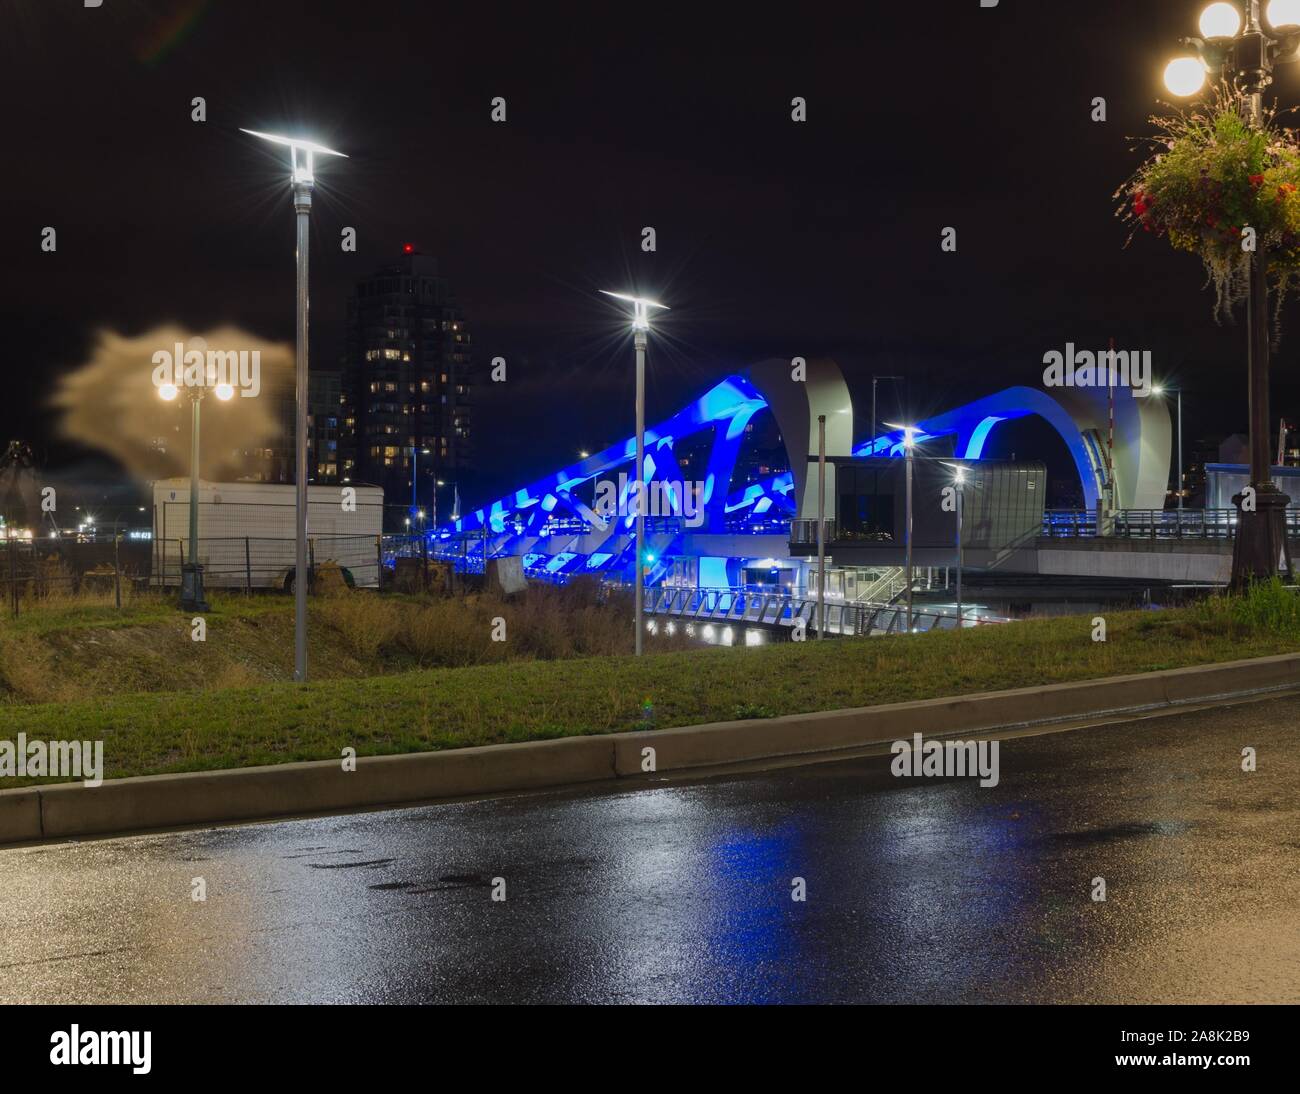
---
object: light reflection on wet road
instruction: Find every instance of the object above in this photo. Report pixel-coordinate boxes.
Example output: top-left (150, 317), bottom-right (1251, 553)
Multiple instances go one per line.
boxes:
top-left (1, 695), bottom-right (1298, 1003)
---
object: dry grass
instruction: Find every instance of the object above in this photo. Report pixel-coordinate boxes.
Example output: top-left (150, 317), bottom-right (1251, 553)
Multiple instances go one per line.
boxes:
top-left (0, 583), bottom-right (689, 703)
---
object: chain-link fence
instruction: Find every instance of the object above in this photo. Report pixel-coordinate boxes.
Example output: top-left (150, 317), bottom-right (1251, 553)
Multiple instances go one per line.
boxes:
top-left (0, 488), bottom-right (467, 610)
top-left (0, 536), bottom-right (153, 615)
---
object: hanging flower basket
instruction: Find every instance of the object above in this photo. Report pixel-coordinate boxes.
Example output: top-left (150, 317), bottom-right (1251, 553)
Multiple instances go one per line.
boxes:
top-left (1116, 83), bottom-right (1300, 334)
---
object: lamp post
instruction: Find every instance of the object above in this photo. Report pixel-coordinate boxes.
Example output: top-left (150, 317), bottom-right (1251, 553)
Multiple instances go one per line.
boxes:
top-left (817, 413), bottom-right (826, 639)
top-left (942, 462), bottom-right (967, 626)
top-left (159, 376), bottom-right (233, 612)
top-left (434, 478), bottom-right (458, 529)
top-left (578, 451), bottom-right (597, 511)
top-left (599, 290), bottom-right (669, 656)
top-left (1162, 2), bottom-right (1300, 587)
top-left (410, 445), bottom-right (430, 530)
top-left (241, 128), bottom-right (346, 681)
top-left (1153, 385), bottom-right (1185, 513)
top-left (885, 422), bottom-right (916, 631)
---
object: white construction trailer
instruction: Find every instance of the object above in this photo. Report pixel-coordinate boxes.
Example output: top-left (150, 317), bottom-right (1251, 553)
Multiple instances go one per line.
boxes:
top-left (152, 479), bottom-right (385, 590)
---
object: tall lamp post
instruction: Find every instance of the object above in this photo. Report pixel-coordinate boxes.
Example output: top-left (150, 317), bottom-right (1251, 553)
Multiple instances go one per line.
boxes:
top-left (1162, 2), bottom-right (1300, 587)
top-left (817, 413), bottom-right (826, 639)
top-left (1152, 385), bottom-right (1185, 513)
top-left (434, 478), bottom-right (459, 529)
top-left (241, 129), bottom-right (346, 681)
top-left (599, 290), bottom-right (669, 657)
top-left (942, 462), bottom-right (967, 626)
top-left (159, 376), bottom-right (234, 612)
top-left (410, 445), bottom-right (430, 530)
top-left (885, 422), bottom-right (916, 631)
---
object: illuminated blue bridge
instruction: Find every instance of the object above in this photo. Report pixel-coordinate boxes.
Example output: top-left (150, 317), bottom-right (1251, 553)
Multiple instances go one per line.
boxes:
top-left (432, 358), bottom-right (1175, 591)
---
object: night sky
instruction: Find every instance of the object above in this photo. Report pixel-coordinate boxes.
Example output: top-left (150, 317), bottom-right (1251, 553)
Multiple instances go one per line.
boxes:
top-left (2, 0), bottom-right (1294, 506)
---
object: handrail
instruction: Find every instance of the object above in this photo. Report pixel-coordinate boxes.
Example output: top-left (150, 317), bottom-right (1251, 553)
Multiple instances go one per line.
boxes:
top-left (1039, 508), bottom-right (1299, 540)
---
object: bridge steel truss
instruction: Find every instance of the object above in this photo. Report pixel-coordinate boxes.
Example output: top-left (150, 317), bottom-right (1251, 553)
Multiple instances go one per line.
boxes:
top-left (431, 360), bottom-right (1169, 587)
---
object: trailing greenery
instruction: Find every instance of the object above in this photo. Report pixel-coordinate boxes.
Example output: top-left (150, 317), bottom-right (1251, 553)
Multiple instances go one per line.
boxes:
top-left (1117, 82), bottom-right (1300, 332)
top-left (3, 583), bottom-right (1299, 788)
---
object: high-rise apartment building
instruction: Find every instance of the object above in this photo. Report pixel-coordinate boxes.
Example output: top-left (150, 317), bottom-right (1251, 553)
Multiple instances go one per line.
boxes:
top-left (340, 248), bottom-right (473, 514)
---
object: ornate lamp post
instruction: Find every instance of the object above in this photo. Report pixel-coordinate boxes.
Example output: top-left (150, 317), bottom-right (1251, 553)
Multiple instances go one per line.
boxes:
top-left (159, 376), bottom-right (234, 612)
top-left (1163, 1), bottom-right (1300, 587)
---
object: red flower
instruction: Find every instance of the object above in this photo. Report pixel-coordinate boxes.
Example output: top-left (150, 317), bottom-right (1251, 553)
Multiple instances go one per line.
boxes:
top-left (1250, 174), bottom-right (1265, 187)
top-left (1134, 191), bottom-right (1151, 217)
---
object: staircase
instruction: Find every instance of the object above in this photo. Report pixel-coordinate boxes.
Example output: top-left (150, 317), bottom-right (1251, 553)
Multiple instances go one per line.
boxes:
top-left (854, 566), bottom-right (908, 604)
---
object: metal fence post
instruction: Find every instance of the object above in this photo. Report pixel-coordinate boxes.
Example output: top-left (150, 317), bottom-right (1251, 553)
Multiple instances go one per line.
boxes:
top-left (8, 539), bottom-right (17, 618)
top-left (376, 535), bottom-right (383, 591)
top-left (245, 537), bottom-right (252, 594)
top-left (114, 532), bottom-right (122, 610)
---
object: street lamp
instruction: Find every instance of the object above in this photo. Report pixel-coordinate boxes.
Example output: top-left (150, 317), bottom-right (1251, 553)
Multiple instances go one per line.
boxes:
top-left (941, 462), bottom-right (967, 626)
top-left (160, 376), bottom-right (233, 612)
top-left (410, 445), bottom-right (430, 532)
top-left (1161, 2), bottom-right (1300, 588)
top-left (434, 478), bottom-right (460, 527)
top-left (600, 290), bottom-right (669, 656)
top-left (885, 422), bottom-right (916, 632)
top-left (241, 128), bottom-right (346, 681)
top-left (1152, 384), bottom-right (1185, 514)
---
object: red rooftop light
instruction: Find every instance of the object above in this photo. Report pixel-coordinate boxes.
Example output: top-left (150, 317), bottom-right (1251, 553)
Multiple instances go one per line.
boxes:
top-left (403, 243), bottom-right (414, 254)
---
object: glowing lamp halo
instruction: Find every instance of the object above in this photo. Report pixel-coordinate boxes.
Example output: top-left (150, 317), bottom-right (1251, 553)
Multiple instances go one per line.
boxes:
top-left (1163, 56), bottom-right (1208, 97)
top-left (1266, 0), bottom-right (1300, 32)
top-left (1199, 1), bottom-right (1242, 39)
top-left (239, 128), bottom-right (347, 185)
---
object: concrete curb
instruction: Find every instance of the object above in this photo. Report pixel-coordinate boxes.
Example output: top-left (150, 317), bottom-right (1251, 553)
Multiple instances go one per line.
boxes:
top-left (3, 652), bottom-right (1298, 845)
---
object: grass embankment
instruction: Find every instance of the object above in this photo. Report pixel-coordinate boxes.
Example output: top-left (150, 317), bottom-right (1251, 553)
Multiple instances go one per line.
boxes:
top-left (2, 583), bottom-right (1300, 787)
top-left (0, 583), bottom-right (685, 702)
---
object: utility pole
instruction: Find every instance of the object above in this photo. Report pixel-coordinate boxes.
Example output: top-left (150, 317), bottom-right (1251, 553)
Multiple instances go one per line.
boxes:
top-left (817, 414), bottom-right (826, 639)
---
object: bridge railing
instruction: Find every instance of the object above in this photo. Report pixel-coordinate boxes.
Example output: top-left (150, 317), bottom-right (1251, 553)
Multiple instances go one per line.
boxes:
top-left (1041, 509), bottom-right (1300, 539)
top-left (642, 585), bottom-right (1007, 637)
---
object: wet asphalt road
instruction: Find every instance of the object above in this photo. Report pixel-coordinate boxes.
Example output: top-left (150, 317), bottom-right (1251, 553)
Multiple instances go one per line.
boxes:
top-left (1, 694), bottom-right (1298, 1004)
